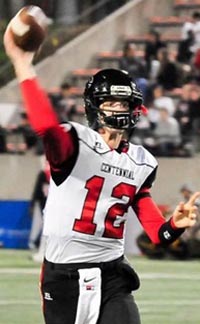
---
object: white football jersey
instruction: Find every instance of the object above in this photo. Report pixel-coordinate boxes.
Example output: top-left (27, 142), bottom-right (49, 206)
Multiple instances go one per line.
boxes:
top-left (43, 122), bottom-right (157, 263)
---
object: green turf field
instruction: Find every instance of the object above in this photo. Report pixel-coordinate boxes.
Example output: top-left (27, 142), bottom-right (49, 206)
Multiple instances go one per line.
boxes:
top-left (0, 250), bottom-right (200, 324)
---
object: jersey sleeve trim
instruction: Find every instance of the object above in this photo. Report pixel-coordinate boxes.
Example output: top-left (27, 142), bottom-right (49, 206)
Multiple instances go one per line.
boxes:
top-left (133, 190), bottom-right (151, 204)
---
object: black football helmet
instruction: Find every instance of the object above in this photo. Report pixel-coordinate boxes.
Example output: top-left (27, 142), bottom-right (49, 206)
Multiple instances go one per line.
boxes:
top-left (84, 68), bottom-right (143, 130)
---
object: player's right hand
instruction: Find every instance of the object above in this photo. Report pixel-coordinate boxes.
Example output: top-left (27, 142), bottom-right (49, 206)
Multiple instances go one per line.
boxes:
top-left (3, 23), bottom-right (34, 66)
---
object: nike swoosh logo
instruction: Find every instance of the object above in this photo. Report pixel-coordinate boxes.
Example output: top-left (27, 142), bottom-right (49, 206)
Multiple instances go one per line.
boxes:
top-left (83, 277), bottom-right (96, 283)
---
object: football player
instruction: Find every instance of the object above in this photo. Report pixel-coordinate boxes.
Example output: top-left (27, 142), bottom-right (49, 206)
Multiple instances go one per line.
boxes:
top-left (4, 26), bottom-right (200, 324)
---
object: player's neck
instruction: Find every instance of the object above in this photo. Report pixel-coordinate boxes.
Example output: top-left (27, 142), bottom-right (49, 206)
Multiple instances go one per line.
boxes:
top-left (99, 128), bottom-right (124, 149)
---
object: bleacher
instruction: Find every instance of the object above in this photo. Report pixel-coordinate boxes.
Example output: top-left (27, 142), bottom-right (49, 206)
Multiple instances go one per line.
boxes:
top-left (65, 0), bottom-right (200, 100)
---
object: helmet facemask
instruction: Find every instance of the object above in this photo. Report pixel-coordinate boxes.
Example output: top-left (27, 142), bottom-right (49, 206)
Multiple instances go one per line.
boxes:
top-left (98, 100), bottom-right (142, 130)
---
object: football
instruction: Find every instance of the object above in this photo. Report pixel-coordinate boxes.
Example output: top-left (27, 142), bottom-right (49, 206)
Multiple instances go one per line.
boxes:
top-left (9, 6), bottom-right (48, 52)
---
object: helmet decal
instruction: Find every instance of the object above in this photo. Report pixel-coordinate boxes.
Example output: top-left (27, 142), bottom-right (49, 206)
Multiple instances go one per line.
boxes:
top-left (110, 85), bottom-right (132, 96)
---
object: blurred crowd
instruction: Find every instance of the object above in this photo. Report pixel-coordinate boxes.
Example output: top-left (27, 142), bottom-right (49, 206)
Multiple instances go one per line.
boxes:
top-left (0, 11), bottom-right (200, 158)
top-left (119, 11), bottom-right (200, 157)
top-left (0, 82), bottom-right (85, 155)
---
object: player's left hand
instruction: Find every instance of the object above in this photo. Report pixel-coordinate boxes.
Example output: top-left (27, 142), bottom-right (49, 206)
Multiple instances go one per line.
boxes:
top-left (172, 192), bottom-right (200, 228)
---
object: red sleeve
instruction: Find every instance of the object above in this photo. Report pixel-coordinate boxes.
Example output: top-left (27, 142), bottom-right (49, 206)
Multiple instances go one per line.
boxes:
top-left (20, 78), bottom-right (58, 135)
top-left (20, 78), bottom-right (77, 167)
top-left (133, 188), bottom-right (166, 244)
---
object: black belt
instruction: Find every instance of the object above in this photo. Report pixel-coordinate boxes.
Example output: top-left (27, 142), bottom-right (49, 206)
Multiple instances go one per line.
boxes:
top-left (44, 255), bottom-right (124, 272)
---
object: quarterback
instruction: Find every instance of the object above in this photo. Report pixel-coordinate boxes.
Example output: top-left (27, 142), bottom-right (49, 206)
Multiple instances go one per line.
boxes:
top-left (4, 26), bottom-right (200, 324)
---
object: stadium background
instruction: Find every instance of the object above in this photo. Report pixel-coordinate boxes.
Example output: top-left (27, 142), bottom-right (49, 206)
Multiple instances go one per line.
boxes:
top-left (0, 1), bottom-right (200, 323)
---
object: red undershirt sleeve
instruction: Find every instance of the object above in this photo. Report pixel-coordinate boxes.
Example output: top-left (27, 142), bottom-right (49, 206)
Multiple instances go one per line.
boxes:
top-left (20, 78), bottom-right (58, 135)
top-left (20, 78), bottom-right (78, 168)
top-left (133, 188), bottom-right (185, 245)
top-left (133, 189), bottom-right (166, 244)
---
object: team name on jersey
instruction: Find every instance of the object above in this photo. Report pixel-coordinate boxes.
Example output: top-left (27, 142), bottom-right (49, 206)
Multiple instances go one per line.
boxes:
top-left (101, 162), bottom-right (134, 180)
